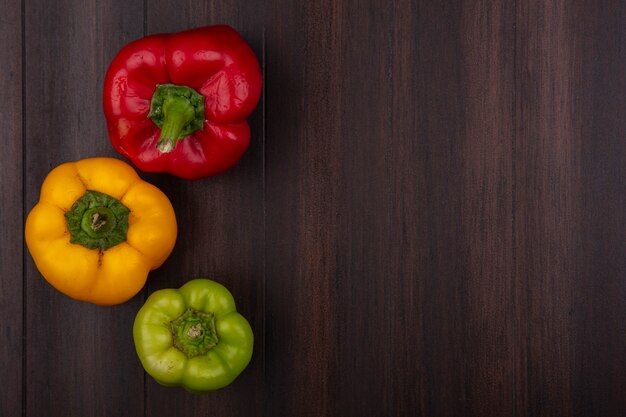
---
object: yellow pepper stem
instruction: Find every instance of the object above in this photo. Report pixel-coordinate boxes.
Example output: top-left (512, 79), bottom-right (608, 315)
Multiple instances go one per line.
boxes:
top-left (65, 190), bottom-right (130, 250)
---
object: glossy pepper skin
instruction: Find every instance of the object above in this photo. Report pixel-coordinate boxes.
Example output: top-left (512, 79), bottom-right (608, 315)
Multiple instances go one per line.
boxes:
top-left (103, 25), bottom-right (262, 180)
top-left (25, 158), bottom-right (177, 305)
top-left (133, 279), bottom-right (253, 393)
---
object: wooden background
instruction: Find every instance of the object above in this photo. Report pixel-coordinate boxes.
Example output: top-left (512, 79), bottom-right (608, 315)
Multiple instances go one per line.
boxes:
top-left (1, 0), bottom-right (624, 415)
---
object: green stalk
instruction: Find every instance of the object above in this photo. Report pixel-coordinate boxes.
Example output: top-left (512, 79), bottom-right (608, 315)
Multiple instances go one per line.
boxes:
top-left (148, 84), bottom-right (205, 153)
top-left (65, 190), bottom-right (130, 250)
top-left (170, 308), bottom-right (219, 358)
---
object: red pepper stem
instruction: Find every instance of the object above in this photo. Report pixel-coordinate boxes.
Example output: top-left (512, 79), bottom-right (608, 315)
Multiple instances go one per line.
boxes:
top-left (156, 95), bottom-right (197, 153)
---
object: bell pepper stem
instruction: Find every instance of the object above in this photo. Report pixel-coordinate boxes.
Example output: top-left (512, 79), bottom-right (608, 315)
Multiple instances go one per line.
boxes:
top-left (156, 96), bottom-right (196, 153)
top-left (187, 323), bottom-right (204, 339)
top-left (80, 207), bottom-right (117, 238)
top-left (65, 190), bottom-right (130, 251)
top-left (148, 84), bottom-right (205, 154)
top-left (170, 308), bottom-right (219, 358)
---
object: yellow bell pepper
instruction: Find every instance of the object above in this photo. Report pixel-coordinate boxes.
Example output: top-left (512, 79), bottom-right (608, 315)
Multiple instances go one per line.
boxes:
top-left (25, 157), bottom-right (177, 305)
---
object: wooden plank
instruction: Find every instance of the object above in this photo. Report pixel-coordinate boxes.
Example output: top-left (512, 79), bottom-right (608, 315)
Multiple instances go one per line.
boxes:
top-left (455, 2), bottom-right (516, 414)
top-left (266, 0), bottom-right (516, 415)
top-left (572, 2), bottom-right (626, 414)
top-left (514, 0), bottom-right (626, 415)
top-left (394, 1), bottom-right (516, 415)
top-left (520, 0), bottom-right (626, 415)
top-left (331, 1), bottom-right (396, 415)
top-left (23, 1), bottom-right (144, 416)
top-left (264, 0), bottom-right (341, 414)
top-left (0, 0), bottom-right (23, 415)
top-left (143, 2), bottom-right (266, 415)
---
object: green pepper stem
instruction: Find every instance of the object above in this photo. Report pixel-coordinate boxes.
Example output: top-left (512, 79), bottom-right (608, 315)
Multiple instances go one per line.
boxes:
top-left (148, 84), bottom-right (205, 154)
top-left (65, 190), bottom-right (130, 251)
top-left (186, 323), bottom-right (204, 339)
top-left (80, 206), bottom-right (117, 237)
top-left (170, 308), bottom-right (219, 358)
top-left (156, 96), bottom-right (196, 153)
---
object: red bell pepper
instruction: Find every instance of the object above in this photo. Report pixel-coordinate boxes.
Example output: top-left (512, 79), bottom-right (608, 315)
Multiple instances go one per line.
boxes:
top-left (103, 25), bottom-right (262, 180)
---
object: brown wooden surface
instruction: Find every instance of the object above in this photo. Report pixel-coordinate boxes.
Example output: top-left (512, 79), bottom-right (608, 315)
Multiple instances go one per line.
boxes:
top-left (0, 0), bottom-right (23, 416)
top-left (1, 0), bottom-right (624, 416)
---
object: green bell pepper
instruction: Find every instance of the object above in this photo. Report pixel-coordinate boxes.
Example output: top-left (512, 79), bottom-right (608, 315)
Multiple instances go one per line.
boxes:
top-left (133, 279), bottom-right (253, 393)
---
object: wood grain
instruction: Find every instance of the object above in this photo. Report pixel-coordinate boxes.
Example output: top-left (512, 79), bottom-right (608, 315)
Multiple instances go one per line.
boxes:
top-left (23, 1), bottom-right (145, 416)
top-left (573, 1), bottom-right (626, 414)
top-left (0, 0), bottom-right (23, 415)
top-left (0, 0), bottom-right (623, 415)
top-left (383, 2), bottom-right (515, 415)
top-left (515, 0), bottom-right (626, 415)
top-left (264, 0), bottom-right (342, 415)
